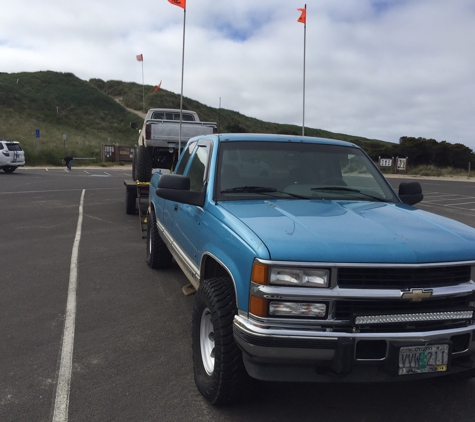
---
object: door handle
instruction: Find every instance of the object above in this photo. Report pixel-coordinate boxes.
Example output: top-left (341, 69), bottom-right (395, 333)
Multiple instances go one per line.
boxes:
top-left (174, 204), bottom-right (178, 212)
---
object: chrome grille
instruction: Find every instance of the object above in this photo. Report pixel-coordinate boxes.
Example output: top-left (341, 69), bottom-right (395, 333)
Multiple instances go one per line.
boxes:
top-left (338, 265), bottom-right (471, 289)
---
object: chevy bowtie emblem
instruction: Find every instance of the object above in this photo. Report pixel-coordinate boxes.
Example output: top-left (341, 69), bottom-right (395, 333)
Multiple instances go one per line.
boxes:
top-left (401, 288), bottom-right (433, 302)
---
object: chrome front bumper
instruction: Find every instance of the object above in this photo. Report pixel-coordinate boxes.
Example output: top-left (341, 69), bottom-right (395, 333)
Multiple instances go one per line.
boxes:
top-left (233, 315), bottom-right (475, 382)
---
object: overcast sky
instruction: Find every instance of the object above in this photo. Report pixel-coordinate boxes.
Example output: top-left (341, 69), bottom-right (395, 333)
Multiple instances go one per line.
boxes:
top-left (2, 0), bottom-right (475, 149)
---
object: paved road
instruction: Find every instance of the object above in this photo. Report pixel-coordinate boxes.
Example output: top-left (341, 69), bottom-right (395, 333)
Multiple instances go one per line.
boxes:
top-left (1, 168), bottom-right (475, 422)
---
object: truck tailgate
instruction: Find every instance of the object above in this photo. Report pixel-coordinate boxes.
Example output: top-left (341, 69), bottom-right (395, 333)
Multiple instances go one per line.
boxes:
top-left (151, 121), bottom-right (215, 142)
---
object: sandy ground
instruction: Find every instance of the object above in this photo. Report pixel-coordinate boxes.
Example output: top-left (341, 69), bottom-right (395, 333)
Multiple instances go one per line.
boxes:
top-left (385, 173), bottom-right (475, 182)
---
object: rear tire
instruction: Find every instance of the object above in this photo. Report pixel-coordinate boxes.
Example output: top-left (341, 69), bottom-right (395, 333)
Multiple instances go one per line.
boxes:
top-left (3, 166), bottom-right (17, 173)
top-left (125, 187), bottom-right (136, 215)
top-left (136, 145), bottom-right (152, 182)
top-left (131, 151), bottom-right (137, 181)
top-left (146, 211), bottom-right (172, 269)
top-left (192, 277), bottom-right (248, 405)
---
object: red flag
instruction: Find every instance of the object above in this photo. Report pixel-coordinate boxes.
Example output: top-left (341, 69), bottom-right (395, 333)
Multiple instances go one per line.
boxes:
top-left (168, 0), bottom-right (185, 9)
top-left (152, 81), bottom-right (162, 94)
top-left (136, 54), bottom-right (143, 62)
top-left (297, 7), bottom-right (306, 24)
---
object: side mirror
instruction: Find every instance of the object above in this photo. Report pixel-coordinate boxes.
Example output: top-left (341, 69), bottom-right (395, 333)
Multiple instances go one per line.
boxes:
top-left (130, 122), bottom-right (138, 130)
top-left (398, 182), bottom-right (423, 206)
top-left (156, 174), bottom-right (205, 207)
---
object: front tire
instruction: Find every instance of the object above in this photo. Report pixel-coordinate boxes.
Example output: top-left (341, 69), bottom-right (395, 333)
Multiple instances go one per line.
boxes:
top-left (146, 211), bottom-right (172, 269)
top-left (192, 277), bottom-right (248, 405)
top-left (3, 166), bottom-right (17, 173)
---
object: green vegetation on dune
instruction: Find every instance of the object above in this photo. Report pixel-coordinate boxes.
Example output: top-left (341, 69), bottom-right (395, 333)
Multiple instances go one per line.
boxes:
top-left (1, 71), bottom-right (473, 174)
top-left (88, 77), bottom-right (386, 145)
top-left (0, 70), bottom-right (387, 166)
top-left (0, 71), bottom-right (140, 165)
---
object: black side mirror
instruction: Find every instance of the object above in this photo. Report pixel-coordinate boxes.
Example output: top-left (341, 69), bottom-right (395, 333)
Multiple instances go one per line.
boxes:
top-left (398, 182), bottom-right (423, 206)
top-left (130, 122), bottom-right (138, 130)
top-left (156, 174), bottom-right (205, 207)
top-left (158, 174), bottom-right (189, 190)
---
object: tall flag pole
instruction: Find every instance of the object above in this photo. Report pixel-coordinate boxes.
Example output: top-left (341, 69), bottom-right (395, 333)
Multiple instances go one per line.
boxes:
top-left (136, 54), bottom-right (145, 113)
top-left (169, 0), bottom-right (186, 154)
top-left (297, 5), bottom-right (307, 136)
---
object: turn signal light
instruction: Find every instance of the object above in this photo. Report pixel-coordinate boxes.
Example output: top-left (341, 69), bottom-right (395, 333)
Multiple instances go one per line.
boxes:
top-left (249, 295), bottom-right (268, 317)
top-left (251, 262), bottom-right (269, 285)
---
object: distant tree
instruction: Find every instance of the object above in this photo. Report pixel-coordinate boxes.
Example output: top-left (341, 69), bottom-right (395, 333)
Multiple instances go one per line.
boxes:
top-left (396, 137), bottom-right (474, 169)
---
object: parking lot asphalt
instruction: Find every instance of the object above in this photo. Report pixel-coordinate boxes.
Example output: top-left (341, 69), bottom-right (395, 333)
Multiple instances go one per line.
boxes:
top-left (1, 168), bottom-right (475, 422)
top-left (386, 175), bottom-right (475, 228)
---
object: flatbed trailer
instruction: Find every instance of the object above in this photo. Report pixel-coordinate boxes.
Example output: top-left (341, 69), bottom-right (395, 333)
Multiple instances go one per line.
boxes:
top-left (124, 180), bottom-right (149, 238)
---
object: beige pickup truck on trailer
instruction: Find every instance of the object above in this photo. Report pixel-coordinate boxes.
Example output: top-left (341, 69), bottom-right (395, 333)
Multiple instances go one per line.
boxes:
top-left (130, 108), bottom-right (217, 182)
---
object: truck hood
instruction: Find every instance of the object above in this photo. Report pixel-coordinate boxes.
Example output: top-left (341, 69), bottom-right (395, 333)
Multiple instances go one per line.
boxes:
top-left (218, 200), bottom-right (475, 263)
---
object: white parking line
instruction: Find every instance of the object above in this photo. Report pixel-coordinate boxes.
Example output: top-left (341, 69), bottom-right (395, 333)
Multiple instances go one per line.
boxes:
top-left (424, 193), bottom-right (460, 196)
top-left (445, 201), bottom-right (475, 206)
top-left (423, 195), bottom-right (465, 200)
top-left (52, 189), bottom-right (85, 422)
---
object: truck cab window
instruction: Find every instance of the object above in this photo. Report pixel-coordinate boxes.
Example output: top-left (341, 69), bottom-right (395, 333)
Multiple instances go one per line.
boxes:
top-left (175, 142), bottom-right (197, 175)
top-left (187, 145), bottom-right (209, 192)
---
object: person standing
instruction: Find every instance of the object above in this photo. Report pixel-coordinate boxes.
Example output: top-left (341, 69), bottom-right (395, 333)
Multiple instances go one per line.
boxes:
top-left (63, 156), bottom-right (73, 171)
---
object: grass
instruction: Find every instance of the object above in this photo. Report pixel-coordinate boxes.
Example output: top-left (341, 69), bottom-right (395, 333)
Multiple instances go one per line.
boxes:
top-left (88, 78), bottom-right (388, 145)
top-left (0, 71), bottom-right (141, 165)
top-left (0, 70), bottom-right (415, 167)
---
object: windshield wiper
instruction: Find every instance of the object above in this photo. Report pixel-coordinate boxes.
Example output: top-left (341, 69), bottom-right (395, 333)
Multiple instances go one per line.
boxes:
top-left (311, 186), bottom-right (389, 202)
top-left (222, 186), bottom-right (276, 193)
top-left (221, 186), bottom-right (309, 199)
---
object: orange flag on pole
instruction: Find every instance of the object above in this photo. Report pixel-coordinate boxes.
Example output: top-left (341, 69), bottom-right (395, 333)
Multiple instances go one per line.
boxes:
top-left (136, 54), bottom-right (143, 62)
top-left (297, 7), bottom-right (306, 24)
top-left (168, 0), bottom-right (185, 9)
top-left (152, 81), bottom-right (162, 94)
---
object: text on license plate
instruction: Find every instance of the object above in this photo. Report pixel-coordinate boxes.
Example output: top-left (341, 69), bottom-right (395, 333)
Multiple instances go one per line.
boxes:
top-left (399, 344), bottom-right (449, 375)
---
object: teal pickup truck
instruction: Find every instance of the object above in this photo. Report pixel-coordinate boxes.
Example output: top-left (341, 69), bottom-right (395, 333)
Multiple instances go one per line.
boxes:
top-left (147, 133), bottom-right (475, 404)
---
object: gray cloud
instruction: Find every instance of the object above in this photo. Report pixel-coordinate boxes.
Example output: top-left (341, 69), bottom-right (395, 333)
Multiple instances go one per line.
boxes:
top-left (2, 0), bottom-right (474, 149)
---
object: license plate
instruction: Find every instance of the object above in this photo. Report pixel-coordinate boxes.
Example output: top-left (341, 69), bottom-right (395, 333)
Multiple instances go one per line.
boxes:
top-left (399, 344), bottom-right (449, 375)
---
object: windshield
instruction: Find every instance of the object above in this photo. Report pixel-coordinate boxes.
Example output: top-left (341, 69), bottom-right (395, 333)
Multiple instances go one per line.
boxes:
top-left (216, 141), bottom-right (398, 202)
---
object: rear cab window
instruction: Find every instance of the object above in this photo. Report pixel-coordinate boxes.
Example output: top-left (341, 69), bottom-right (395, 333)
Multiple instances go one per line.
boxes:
top-left (151, 112), bottom-right (195, 121)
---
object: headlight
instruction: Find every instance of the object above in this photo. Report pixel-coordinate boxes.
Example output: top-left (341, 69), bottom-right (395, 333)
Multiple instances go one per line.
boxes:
top-left (270, 268), bottom-right (329, 287)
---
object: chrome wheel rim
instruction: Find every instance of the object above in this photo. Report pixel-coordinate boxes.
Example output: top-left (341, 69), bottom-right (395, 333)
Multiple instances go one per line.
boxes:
top-left (200, 308), bottom-right (215, 375)
top-left (147, 226), bottom-right (152, 257)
